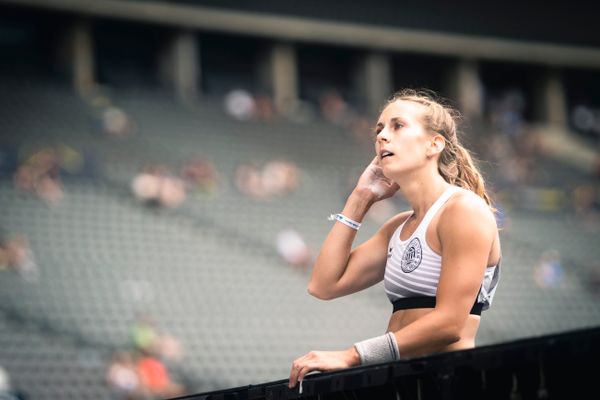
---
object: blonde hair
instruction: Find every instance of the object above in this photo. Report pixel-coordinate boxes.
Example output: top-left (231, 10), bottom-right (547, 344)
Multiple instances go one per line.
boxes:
top-left (387, 88), bottom-right (494, 209)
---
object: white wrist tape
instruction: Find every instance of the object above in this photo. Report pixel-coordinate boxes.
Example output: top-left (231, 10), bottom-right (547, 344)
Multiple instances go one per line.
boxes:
top-left (354, 332), bottom-right (400, 366)
top-left (328, 213), bottom-right (361, 230)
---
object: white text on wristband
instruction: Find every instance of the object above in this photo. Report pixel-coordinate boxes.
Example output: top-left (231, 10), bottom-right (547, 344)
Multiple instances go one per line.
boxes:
top-left (328, 213), bottom-right (361, 230)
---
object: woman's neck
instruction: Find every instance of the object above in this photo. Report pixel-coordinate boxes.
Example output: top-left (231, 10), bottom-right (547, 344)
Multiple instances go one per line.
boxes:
top-left (397, 171), bottom-right (451, 220)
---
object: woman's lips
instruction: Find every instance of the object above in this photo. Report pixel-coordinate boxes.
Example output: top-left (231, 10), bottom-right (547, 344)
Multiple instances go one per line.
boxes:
top-left (380, 150), bottom-right (394, 160)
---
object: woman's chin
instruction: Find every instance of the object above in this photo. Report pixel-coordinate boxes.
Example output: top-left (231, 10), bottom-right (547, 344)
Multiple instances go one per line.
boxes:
top-left (381, 164), bottom-right (397, 178)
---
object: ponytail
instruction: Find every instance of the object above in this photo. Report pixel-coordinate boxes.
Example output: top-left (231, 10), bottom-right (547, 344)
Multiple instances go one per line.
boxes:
top-left (439, 140), bottom-right (494, 210)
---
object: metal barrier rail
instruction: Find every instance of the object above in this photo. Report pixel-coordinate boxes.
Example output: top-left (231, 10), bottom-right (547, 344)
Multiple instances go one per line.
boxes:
top-left (171, 325), bottom-right (599, 400)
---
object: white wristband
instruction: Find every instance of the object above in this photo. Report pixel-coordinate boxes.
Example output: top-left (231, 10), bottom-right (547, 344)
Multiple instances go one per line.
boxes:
top-left (328, 213), bottom-right (361, 230)
top-left (354, 332), bottom-right (400, 366)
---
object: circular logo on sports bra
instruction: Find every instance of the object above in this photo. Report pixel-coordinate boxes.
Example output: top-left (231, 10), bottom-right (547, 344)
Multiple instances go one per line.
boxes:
top-left (401, 238), bottom-right (422, 273)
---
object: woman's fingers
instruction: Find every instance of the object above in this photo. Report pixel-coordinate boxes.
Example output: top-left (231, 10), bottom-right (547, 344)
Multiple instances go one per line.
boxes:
top-left (289, 360), bottom-right (300, 388)
top-left (289, 361), bottom-right (319, 388)
top-left (289, 353), bottom-right (318, 388)
top-left (289, 355), bottom-right (306, 388)
top-left (297, 363), bottom-right (316, 384)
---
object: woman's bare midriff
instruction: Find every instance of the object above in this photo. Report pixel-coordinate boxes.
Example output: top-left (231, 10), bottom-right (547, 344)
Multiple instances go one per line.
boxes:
top-left (386, 308), bottom-right (480, 352)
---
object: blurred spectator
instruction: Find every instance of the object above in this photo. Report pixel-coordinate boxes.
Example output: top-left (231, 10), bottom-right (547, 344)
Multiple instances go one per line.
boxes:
top-left (102, 106), bottom-right (137, 138)
top-left (180, 157), bottom-right (219, 195)
top-left (316, 89), bottom-right (375, 146)
top-left (493, 201), bottom-right (511, 232)
top-left (487, 88), bottom-right (526, 139)
top-left (0, 366), bottom-right (26, 400)
top-left (106, 347), bottom-right (186, 400)
top-left (130, 314), bottom-right (159, 355)
top-left (572, 184), bottom-right (598, 214)
top-left (480, 133), bottom-right (534, 188)
top-left (13, 147), bottom-right (64, 205)
top-left (534, 249), bottom-right (566, 289)
top-left (588, 267), bottom-right (600, 296)
top-left (136, 351), bottom-right (185, 399)
top-left (261, 159), bottom-right (300, 197)
top-left (224, 89), bottom-right (256, 121)
top-left (570, 103), bottom-right (600, 142)
top-left (128, 314), bottom-right (186, 398)
top-left (131, 165), bottom-right (187, 209)
top-left (348, 114), bottom-right (375, 145)
top-left (235, 159), bottom-right (301, 200)
top-left (318, 89), bottom-right (349, 126)
top-left (276, 228), bottom-right (312, 269)
top-left (156, 333), bottom-right (184, 363)
top-left (86, 91), bottom-right (137, 138)
top-left (106, 350), bottom-right (140, 400)
top-left (56, 144), bottom-right (83, 174)
top-left (571, 105), bottom-right (595, 133)
top-left (130, 314), bottom-right (183, 363)
top-left (254, 93), bottom-right (276, 122)
top-left (0, 234), bottom-right (39, 284)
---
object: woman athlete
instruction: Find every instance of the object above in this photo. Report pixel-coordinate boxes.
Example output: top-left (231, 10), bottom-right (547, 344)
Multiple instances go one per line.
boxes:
top-left (289, 89), bottom-right (501, 388)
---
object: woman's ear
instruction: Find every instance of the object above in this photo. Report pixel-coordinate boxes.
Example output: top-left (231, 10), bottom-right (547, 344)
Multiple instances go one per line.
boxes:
top-left (426, 134), bottom-right (446, 158)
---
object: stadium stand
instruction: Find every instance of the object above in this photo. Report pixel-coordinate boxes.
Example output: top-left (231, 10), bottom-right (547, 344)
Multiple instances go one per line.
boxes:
top-left (1, 76), bottom-right (599, 398)
top-left (1, 1), bottom-right (599, 398)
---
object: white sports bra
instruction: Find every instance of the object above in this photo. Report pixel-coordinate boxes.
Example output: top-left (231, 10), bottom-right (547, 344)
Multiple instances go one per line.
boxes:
top-left (383, 186), bottom-right (500, 315)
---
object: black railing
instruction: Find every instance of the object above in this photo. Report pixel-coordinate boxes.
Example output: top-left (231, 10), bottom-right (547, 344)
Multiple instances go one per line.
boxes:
top-left (172, 325), bottom-right (600, 400)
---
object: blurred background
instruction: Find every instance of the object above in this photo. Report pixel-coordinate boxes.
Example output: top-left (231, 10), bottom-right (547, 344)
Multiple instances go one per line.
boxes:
top-left (0, 1), bottom-right (599, 399)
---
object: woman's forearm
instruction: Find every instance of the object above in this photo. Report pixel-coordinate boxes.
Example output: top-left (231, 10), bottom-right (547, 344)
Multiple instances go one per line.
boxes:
top-left (308, 190), bottom-right (374, 298)
top-left (392, 311), bottom-right (463, 359)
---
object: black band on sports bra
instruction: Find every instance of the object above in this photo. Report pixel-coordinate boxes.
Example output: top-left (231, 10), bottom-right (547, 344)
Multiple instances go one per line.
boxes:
top-left (392, 296), bottom-right (483, 316)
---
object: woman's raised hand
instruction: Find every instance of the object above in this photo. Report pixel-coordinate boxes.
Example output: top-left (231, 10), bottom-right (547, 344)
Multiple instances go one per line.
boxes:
top-left (354, 156), bottom-right (399, 202)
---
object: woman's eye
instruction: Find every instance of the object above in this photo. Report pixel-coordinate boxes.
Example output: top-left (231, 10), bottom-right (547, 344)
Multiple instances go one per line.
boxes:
top-left (394, 123), bottom-right (403, 130)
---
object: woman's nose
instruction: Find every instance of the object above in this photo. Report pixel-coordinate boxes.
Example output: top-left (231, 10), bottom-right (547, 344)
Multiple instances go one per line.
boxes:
top-left (376, 127), bottom-right (390, 142)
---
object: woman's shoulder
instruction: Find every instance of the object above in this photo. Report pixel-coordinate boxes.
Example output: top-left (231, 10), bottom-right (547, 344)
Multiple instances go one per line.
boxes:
top-left (442, 187), bottom-right (498, 229)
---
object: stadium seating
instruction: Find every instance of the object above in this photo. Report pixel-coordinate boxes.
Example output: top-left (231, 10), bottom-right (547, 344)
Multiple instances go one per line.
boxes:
top-left (1, 78), bottom-right (599, 398)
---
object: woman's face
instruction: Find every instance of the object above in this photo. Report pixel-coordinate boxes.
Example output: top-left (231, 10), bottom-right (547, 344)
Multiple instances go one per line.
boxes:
top-left (374, 100), bottom-right (433, 178)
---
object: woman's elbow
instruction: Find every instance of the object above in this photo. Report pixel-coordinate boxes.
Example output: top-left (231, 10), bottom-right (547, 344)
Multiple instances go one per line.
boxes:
top-left (441, 321), bottom-right (463, 345)
top-left (307, 283), bottom-right (335, 300)
top-left (444, 330), bottom-right (461, 345)
top-left (433, 314), bottom-right (463, 344)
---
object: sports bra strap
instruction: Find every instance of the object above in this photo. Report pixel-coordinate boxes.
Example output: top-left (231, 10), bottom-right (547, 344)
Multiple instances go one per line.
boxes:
top-left (415, 186), bottom-right (460, 235)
